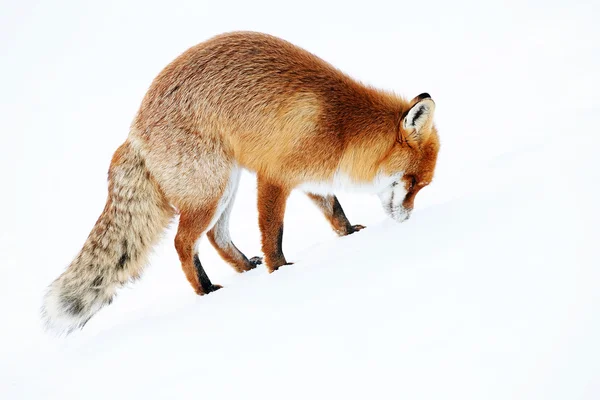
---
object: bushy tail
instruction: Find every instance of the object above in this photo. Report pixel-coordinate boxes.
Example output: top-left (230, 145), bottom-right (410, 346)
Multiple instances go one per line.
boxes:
top-left (42, 141), bottom-right (173, 334)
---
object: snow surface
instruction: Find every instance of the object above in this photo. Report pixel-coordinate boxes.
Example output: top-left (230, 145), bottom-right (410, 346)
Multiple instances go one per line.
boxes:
top-left (1, 0), bottom-right (599, 399)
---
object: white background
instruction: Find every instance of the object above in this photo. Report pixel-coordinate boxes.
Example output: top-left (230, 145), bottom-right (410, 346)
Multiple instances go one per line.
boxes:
top-left (1, 0), bottom-right (599, 398)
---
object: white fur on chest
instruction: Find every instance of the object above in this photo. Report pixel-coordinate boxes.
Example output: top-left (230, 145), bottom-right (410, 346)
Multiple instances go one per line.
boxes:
top-left (299, 171), bottom-right (403, 195)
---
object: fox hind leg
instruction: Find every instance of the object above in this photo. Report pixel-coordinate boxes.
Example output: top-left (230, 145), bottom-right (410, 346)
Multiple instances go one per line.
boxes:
top-left (307, 193), bottom-right (365, 236)
top-left (207, 168), bottom-right (262, 272)
top-left (175, 208), bottom-right (223, 295)
top-left (138, 126), bottom-right (243, 294)
top-left (207, 205), bottom-right (263, 272)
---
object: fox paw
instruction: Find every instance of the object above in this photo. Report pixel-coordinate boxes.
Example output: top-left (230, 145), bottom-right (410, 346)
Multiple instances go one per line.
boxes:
top-left (236, 256), bottom-right (262, 273)
top-left (346, 224), bottom-right (366, 235)
top-left (249, 256), bottom-right (263, 266)
top-left (268, 262), bottom-right (294, 273)
top-left (198, 284), bottom-right (222, 295)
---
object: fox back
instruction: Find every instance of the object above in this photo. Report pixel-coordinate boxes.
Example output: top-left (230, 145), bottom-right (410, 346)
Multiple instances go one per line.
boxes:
top-left (133, 32), bottom-right (439, 189)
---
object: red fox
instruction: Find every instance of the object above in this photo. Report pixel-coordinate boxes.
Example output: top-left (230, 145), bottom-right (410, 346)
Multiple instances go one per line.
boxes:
top-left (42, 31), bottom-right (440, 334)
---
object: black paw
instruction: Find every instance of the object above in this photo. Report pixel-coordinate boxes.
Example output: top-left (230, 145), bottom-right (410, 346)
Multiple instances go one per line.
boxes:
top-left (204, 284), bottom-right (223, 295)
top-left (346, 224), bottom-right (366, 235)
top-left (249, 256), bottom-right (263, 266)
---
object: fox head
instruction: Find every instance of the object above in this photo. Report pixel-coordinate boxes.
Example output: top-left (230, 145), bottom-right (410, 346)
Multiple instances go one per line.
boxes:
top-left (378, 93), bottom-right (439, 222)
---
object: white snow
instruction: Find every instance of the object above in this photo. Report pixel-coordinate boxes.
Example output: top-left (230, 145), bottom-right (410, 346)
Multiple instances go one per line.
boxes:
top-left (1, 1), bottom-right (599, 399)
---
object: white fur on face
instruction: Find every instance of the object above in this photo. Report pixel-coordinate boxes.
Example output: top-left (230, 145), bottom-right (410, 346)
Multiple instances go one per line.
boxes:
top-left (378, 177), bottom-right (411, 223)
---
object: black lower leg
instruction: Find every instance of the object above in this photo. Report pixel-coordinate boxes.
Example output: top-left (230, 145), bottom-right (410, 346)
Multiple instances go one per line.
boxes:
top-left (193, 254), bottom-right (222, 294)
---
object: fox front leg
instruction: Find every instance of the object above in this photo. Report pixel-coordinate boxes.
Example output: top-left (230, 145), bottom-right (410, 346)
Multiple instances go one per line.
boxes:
top-left (257, 177), bottom-right (293, 273)
top-left (306, 193), bottom-right (365, 236)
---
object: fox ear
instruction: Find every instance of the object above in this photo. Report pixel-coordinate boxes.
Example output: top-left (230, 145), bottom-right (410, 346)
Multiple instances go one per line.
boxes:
top-left (400, 93), bottom-right (435, 144)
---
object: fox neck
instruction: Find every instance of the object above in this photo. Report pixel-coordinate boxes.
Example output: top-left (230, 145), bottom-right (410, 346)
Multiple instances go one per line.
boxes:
top-left (299, 170), bottom-right (403, 195)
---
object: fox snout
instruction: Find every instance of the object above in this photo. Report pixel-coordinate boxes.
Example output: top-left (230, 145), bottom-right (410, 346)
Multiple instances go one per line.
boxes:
top-left (378, 179), bottom-right (413, 223)
top-left (390, 206), bottom-right (412, 223)
top-left (382, 203), bottom-right (412, 223)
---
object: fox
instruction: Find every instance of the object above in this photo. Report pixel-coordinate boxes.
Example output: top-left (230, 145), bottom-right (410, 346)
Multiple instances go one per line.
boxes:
top-left (42, 31), bottom-right (440, 334)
